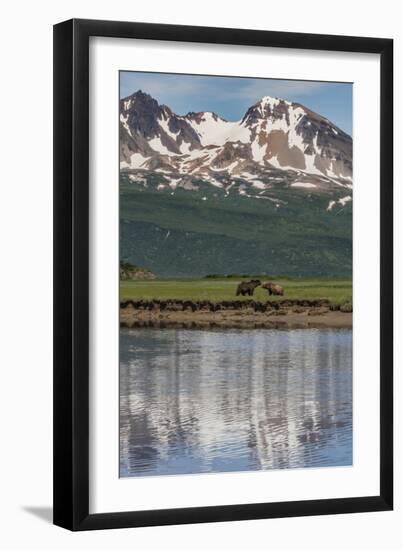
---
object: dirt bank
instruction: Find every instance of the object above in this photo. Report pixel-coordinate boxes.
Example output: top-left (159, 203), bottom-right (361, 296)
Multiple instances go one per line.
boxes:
top-left (120, 299), bottom-right (352, 329)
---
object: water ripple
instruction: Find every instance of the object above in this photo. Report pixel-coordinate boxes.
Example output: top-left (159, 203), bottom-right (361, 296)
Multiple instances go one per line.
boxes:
top-left (120, 328), bottom-right (352, 477)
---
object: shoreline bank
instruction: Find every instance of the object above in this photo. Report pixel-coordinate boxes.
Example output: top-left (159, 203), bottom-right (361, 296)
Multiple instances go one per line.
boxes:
top-left (120, 299), bottom-right (352, 329)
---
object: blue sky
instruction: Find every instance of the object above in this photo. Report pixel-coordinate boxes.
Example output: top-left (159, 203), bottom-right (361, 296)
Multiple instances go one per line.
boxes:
top-left (120, 71), bottom-right (352, 136)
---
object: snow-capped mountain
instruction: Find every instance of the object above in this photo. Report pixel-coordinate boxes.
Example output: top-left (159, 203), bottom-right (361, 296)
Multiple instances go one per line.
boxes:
top-left (120, 90), bottom-right (352, 190)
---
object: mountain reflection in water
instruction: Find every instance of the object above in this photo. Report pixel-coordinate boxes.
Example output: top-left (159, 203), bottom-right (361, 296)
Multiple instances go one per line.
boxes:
top-left (120, 328), bottom-right (352, 477)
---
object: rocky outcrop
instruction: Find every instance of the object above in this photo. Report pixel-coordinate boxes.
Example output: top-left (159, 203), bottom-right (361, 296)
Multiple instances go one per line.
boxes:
top-left (119, 262), bottom-right (156, 280)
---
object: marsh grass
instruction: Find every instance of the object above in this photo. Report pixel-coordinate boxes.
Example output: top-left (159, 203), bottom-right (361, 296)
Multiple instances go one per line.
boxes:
top-left (120, 277), bottom-right (352, 306)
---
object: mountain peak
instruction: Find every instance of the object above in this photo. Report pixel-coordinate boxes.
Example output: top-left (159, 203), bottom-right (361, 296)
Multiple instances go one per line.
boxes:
top-left (121, 89), bottom-right (159, 111)
top-left (120, 89), bottom-right (352, 183)
top-left (241, 95), bottom-right (304, 127)
top-left (129, 89), bottom-right (152, 100)
top-left (258, 95), bottom-right (291, 107)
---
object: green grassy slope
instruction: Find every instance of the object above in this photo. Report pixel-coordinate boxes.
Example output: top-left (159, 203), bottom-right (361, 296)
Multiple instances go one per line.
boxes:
top-left (120, 173), bottom-right (352, 277)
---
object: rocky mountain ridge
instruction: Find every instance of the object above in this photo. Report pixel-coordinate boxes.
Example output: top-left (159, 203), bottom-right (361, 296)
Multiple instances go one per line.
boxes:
top-left (120, 90), bottom-right (353, 193)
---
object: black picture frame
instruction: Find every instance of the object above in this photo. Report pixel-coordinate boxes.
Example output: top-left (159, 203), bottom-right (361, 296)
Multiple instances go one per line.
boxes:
top-left (53, 18), bottom-right (393, 531)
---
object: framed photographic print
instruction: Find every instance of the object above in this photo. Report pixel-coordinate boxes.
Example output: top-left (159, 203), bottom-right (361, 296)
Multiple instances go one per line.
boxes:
top-left (53, 19), bottom-right (393, 530)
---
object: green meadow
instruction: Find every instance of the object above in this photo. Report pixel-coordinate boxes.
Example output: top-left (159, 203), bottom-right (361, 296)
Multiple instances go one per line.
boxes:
top-left (120, 177), bottom-right (352, 279)
top-left (120, 277), bottom-right (352, 305)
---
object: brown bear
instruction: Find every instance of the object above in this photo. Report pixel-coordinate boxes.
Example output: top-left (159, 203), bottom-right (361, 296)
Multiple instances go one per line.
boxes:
top-left (262, 282), bottom-right (284, 296)
top-left (236, 279), bottom-right (261, 296)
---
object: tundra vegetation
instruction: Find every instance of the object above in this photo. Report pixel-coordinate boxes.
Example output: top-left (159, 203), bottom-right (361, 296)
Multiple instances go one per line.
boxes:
top-left (120, 175), bottom-right (352, 279)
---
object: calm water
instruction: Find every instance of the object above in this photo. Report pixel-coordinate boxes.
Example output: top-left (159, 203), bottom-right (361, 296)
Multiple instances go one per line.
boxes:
top-left (120, 328), bottom-right (352, 477)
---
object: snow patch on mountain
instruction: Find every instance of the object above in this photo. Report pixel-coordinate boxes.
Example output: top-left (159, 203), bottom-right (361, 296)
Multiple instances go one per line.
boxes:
top-left (120, 153), bottom-right (150, 169)
top-left (149, 137), bottom-right (175, 156)
top-left (251, 140), bottom-right (267, 164)
top-left (166, 177), bottom-right (181, 189)
top-left (327, 195), bottom-right (352, 211)
top-left (123, 99), bottom-right (133, 111)
top-left (339, 195), bottom-right (352, 206)
top-left (252, 181), bottom-right (266, 189)
top-left (291, 182), bottom-right (317, 188)
top-left (269, 155), bottom-right (299, 172)
top-left (286, 107), bottom-right (306, 151)
top-left (179, 141), bottom-right (192, 154)
top-left (187, 112), bottom-right (250, 146)
top-left (120, 114), bottom-right (132, 137)
top-left (303, 154), bottom-right (325, 176)
top-left (128, 174), bottom-right (147, 185)
top-left (158, 116), bottom-right (179, 141)
top-left (203, 175), bottom-right (224, 188)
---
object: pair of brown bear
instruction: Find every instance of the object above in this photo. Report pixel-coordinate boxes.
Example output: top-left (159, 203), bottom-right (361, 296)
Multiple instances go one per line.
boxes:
top-left (236, 280), bottom-right (284, 297)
